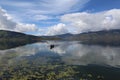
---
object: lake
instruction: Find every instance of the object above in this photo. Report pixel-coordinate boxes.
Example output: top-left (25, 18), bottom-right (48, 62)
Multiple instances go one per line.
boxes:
top-left (0, 41), bottom-right (120, 80)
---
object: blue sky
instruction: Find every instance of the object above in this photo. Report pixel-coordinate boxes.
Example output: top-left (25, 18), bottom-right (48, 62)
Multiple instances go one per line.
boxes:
top-left (0, 0), bottom-right (120, 35)
top-left (82, 0), bottom-right (120, 11)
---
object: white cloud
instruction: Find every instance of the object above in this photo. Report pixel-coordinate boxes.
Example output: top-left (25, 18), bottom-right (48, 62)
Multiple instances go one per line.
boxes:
top-left (47, 23), bottom-right (68, 35)
top-left (38, 9), bottom-right (120, 36)
top-left (0, 0), bottom-right (90, 22)
top-left (35, 0), bottom-right (90, 14)
top-left (4, 0), bottom-right (120, 36)
top-left (0, 0), bottom-right (89, 14)
top-left (61, 9), bottom-right (120, 34)
top-left (0, 8), bottom-right (38, 33)
top-left (15, 23), bottom-right (37, 32)
top-left (0, 0), bottom-right (90, 35)
top-left (29, 9), bottom-right (120, 36)
top-left (33, 15), bottom-right (52, 21)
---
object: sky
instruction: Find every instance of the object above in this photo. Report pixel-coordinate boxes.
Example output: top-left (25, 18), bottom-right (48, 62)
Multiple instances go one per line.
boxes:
top-left (0, 0), bottom-right (120, 35)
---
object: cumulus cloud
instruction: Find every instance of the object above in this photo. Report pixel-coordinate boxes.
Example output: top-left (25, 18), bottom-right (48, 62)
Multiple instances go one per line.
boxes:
top-left (47, 23), bottom-right (68, 35)
top-left (0, 7), bottom-right (38, 33)
top-left (1, 6), bottom-right (120, 36)
top-left (44, 9), bottom-right (120, 35)
top-left (15, 23), bottom-right (37, 32)
top-left (61, 9), bottom-right (120, 34)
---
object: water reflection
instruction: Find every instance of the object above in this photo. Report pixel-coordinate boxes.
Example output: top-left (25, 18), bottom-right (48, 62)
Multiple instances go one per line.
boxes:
top-left (0, 41), bottom-right (120, 67)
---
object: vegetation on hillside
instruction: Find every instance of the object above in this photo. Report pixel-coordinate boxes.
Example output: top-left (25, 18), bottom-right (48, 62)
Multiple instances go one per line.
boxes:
top-left (1, 29), bottom-right (120, 49)
top-left (0, 30), bottom-right (40, 50)
top-left (64, 29), bottom-right (120, 46)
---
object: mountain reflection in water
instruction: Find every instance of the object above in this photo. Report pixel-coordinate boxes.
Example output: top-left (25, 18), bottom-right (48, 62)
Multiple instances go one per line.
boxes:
top-left (0, 41), bottom-right (120, 67)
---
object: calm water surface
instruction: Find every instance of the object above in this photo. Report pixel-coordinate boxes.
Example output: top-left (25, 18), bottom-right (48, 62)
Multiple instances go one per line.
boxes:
top-left (0, 41), bottom-right (120, 80)
top-left (0, 41), bottom-right (120, 67)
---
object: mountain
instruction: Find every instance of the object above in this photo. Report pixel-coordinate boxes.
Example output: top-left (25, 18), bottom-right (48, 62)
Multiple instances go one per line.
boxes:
top-left (0, 29), bottom-right (120, 50)
top-left (64, 29), bottom-right (120, 46)
top-left (0, 30), bottom-right (40, 50)
top-left (40, 29), bottom-right (120, 46)
top-left (55, 33), bottom-right (74, 38)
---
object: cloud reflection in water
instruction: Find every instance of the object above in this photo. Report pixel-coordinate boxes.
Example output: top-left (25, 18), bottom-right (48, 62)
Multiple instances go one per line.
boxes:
top-left (0, 41), bottom-right (120, 67)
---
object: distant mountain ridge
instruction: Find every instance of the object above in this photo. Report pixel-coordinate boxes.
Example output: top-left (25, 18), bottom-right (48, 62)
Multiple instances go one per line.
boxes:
top-left (0, 30), bottom-right (29, 38)
top-left (41, 29), bottom-right (120, 46)
top-left (0, 30), bottom-right (40, 50)
top-left (0, 29), bottom-right (120, 49)
top-left (64, 29), bottom-right (120, 46)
